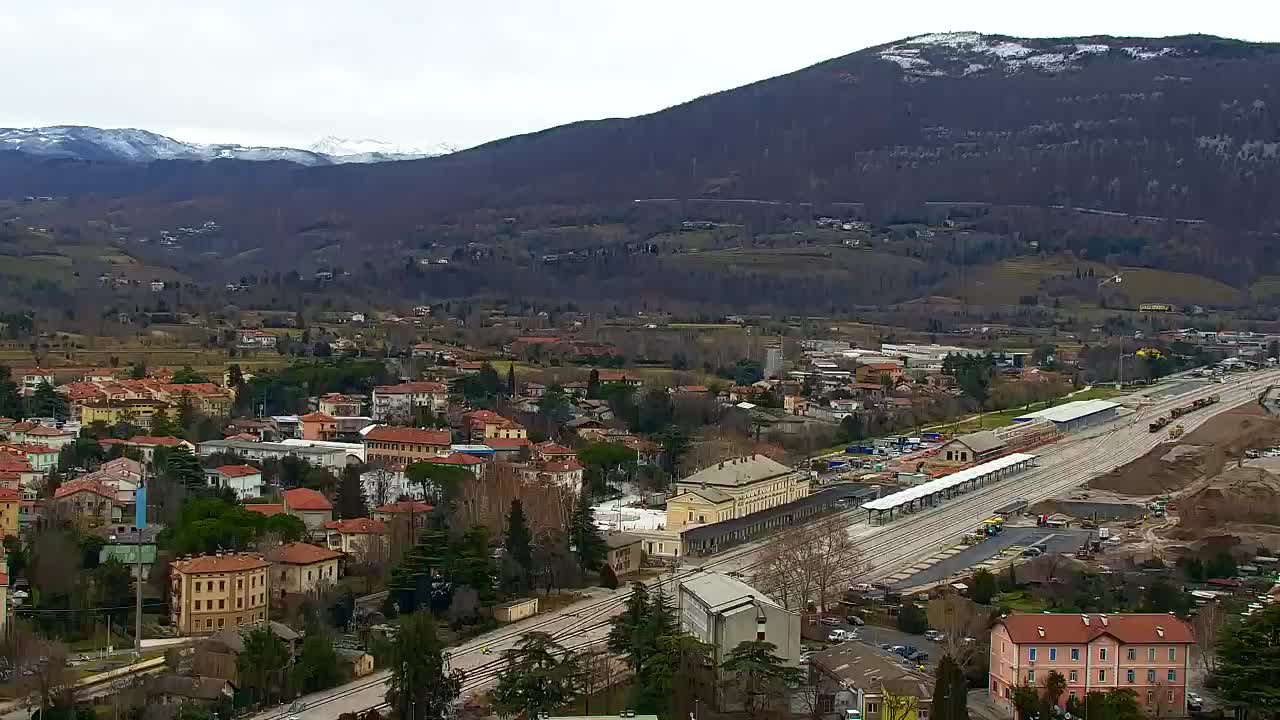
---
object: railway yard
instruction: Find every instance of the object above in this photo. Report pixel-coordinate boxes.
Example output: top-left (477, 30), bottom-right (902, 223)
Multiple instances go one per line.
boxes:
top-left (245, 369), bottom-right (1280, 720)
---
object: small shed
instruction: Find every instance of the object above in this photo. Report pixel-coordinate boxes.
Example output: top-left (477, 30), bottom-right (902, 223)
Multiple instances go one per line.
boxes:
top-left (494, 597), bottom-right (539, 623)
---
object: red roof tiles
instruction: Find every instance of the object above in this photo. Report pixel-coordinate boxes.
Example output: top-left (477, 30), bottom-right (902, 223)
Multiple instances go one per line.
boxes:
top-left (243, 503), bottom-right (285, 517)
top-left (427, 452), bottom-right (485, 466)
top-left (54, 478), bottom-right (115, 500)
top-left (214, 464), bottom-right (261, 478)
top-left (172, 553), bottom-right (270, 574)
top-left (324, 517), bottom-right (386, 534)
top-left (363, 426), bottom-right (452, 446)
top-left (995, 613), bottom-right (1194, 645)
top-left (273, 542), bottom-right (342, 565)
top-left (282, 487), bottom-right (333, 512)
top-left (375, 500), bottom-right (434, 515)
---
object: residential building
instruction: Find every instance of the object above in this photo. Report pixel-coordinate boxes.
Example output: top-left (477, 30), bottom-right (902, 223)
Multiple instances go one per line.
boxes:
top-left (422, 452), bottom-right (486, 478)
top-left (298, 412), bottom-right (339, 441)
top-left (102, 435), bottom-right (194, 463)
top-left (317, 393), bottom-right (364, 417)
top-left (533, 441), bottom-right (577, 461)
top-left (810, 644), bottom-right (934, 720)
top-left (666, 455), bottom-right (810, 530)
top-left (462, 410), bottom-right (527, 442)
top-left (81, 399), bottom-right (171, 430)
top-left (596, 370), bottom-right (643, 387)
top-left (269, 542), bottom-right (342, 596)
top-left (486, 436), bottom-right (532, 458)
top-left (197, 439), bottom-right (351, 470)
top-left (855, 362), bottom-right (906, 385)
top-left (372, 500), bottom-right (434, 530)
top-left (517, 457), bottom-right (584, 492)
top-left (363, 426), bottom-right (452, 470)
top-left (337, 649), bottom-right (376, 679)
top-left (0, 488), bottom-right (18, 537)
top-left (0, 456), bottom-right (39, 492)
top-left (17, 425), bottom-right (75, 451)
top-left (324, 517), bottom-right (387, 560)
top-left (370, 382), bottom-right (448, 422)
top-left (192, 622), bottom-right (300, 687)
top-left (237, 329), bottom-right (278, 349)
top-left (52, 479), bottom-right (121, 527)
top-left (677, 572), bottom-right (800, 709)
top-left (604, 533), bottom-right (642, 576)
top-left (169, 553), bottom-right (270, 635)
top-left (0, 443), bottom-right (59, 473)
top-left (281, 488), bottom-right (334, 535)
top-left (206, 465), bottom-right (265, 500)
top-left (989, 613), bottom-right (1194, 716)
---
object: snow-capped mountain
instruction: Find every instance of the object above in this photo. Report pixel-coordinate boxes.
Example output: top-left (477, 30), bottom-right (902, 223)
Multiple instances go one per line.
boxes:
top-left (0, 126), bottom-right (450, 165)
top-left (874, 31), bottom-right (1184, 78)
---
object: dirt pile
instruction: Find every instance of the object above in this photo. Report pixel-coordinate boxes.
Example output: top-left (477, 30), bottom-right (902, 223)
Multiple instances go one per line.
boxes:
top-left (1177, 466), bottom-right (1280, 530)
top-left (1088, 404), bottom-right (1280, 497)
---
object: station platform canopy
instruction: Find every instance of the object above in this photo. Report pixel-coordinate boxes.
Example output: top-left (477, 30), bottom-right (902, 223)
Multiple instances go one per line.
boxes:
top-left (861, 453), bottom-right (1036, 513)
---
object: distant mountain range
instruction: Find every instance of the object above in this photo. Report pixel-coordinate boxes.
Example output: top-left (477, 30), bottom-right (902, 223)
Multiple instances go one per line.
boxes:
top-left (0, 125), bottom-right (451, 165)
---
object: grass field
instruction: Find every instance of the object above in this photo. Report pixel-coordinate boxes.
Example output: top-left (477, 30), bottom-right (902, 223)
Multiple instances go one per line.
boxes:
top-left (966, 258), bottom-right (1242, 306)
top-left (1252, 275), bottom-right (1280, 299)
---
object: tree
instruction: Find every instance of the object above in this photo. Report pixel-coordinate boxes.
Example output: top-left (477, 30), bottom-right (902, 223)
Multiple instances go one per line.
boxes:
top-left (507, 363), bottom-right (517, 396)
top-left (335, 465), bottom-right (369, 519)
top-left (404, 461), bottom-right (469, 506)
top-left (599, 563), bottom-right (619, 589)
top-left (608, 582), bottom-right (654, 673)
top-left (658, 425), bottom-right (689, 477)
top-left (294, 628), bottom-right (341, 693)
top-left (586, 368), bottom-right (601, 399)
top-left (638, 632), bottom-right (715, 719)
top-left (504, 499), bottom-right (533, 581)
top-left (971, 569), bottom-right (997, 605)
top-left (227, 363), bottom-right (245, 388)
top-left (28, 381), bottom-right (68, 421)
top-left (1215, 602), bottom-right (1280, 714)
top-left (897, 601), bottom-right (928, 634)
top-left (237, 626), bottom-right (292, 707)
top-left (385, 612), bottom-right (464, 720)
top-left (128, 361), bottom-right (147, 379)
top-left (932, 655), bottom-right (969, 720)
top-left (882, 688), bottom-right (921, 720)
top-left (0, 365), bottom-right (23, 420)
top-left (149, 405), bottom-right (176, 437)
top-left (171, 365), bottom-right (211, 384)
top-left (1192, 602), bottom-right (1222, 675)
top-left (164, 445), bottom-right (204, 492)
top-left (720, 640), bottom-right (803, 720)
top-left (568, 495), bottom-right (606, 572)
top-left (490, 632), bottom-right (580, 718)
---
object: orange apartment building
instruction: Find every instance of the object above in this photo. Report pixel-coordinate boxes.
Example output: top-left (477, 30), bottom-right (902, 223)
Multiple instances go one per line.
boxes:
top-left (363, 426), bottom-right (452, 469)
top-left (169, 553), bottom-right (270, 636)
top-left (990, 613), bottom-right (1194, 717)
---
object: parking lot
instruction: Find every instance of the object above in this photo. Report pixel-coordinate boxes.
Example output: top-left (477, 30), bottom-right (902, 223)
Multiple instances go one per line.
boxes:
top-left (890, 527), bottom-right (1094, 589)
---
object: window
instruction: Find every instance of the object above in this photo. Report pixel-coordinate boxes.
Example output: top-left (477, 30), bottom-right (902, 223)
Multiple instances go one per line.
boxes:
top-left (237, 579), bottom-right (243, 589)
top-left (217, 618), bottom-right (225, 628)
top-left (237, 598), bottom-right (243, 609)
top-left (866, 703), bottom-right (879, 715)
top-left (1127, 648), bottom-right (1137, 661)
top-left (280, 570), bottom-right (287, 580)
top-left (992, 681), bottom-right (998, 692)
top-left (1049, 648), bottom-right (1057, 661)
top-left (1167, 691), bottom-right (1174, 703)
top-left (1098, 670), bottom-right (1106, 682)
top-left (1126, 670), bottom-right (1135, 684)
top-left (308, 570), bottom-right (313, 581)
top-left (1029, 648), bottom-right (1037, 661)
top-left (1099, 648), bottom-right (1108, 661)
top-left (918, 710), bottom-right (929, 720)
top-left (218, 599), bottom-right (225, 609)
top-left (1169, 647), bottom-right (1177, 662)
top-left (1069, 671), bottom-right (1078, 683)
top-left (1167, 670), bottom-right (1176, 682)
top-left (819, 695), bottom-right (835, 714)
top-left (1147, 692), bottom-right (1154, 705)
top-left (1027, 670), bottom-right (1035, 683)
top-left (1148, 647), bottom-right (1157, 662)
top-left (1147, 670), bottom-right (1156, 683)
top-left (236, 616), bottom-right (242, 625)
top-left (205, 619), bottom-right (212, 629)
top-left (1071, 648), bottom-right (1080, 661)
top-left (219, 580), bottom-right (226, 591)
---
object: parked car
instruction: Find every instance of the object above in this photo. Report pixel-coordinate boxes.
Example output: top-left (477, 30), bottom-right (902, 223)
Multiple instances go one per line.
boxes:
top-left (1022, 546), bottom-right (1044, 557)
top-left (821, 616), bottom-right (841, 626)
top-left (846, 614), bottom-right (865, 626)
top-left (828, 629), bottom-right (856, 643)
top-left (908, 651), bottom-right (929, 663)
top-left (924, 630), bottom-right (945, 641)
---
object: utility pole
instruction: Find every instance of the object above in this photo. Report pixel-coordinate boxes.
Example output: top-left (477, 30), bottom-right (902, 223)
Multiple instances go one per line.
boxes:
top-left (135, 463), bottom-right (146, 656)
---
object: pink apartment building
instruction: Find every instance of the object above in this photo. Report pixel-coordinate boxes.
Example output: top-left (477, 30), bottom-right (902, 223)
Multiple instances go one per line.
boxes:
top-left (990, 613), bottom-right (1194, 717)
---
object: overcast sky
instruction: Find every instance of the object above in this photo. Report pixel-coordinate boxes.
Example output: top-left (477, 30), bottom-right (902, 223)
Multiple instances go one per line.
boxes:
top-left (1, 0), bottom-right (1274, 151)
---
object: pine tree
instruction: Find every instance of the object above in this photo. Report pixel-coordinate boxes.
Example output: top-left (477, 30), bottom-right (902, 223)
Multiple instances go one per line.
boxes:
top-left (29, 381), bottom-right (67, 421)
top-left (164, 445), bottom-right (205, 493)
top-left (335, 466), bottom-right (368, 519)
top-left (149, 406), bottom-right (176, 437)
top-left (608, 582), bottom-right (653, 671)
top-left (569, 495), bottom-right (606, 572)
top-left (506, 363), bottom-right (517, 397)
top-left (227, 363), bottom-right (245, 388)
top-left (599, 563), bottom-right (619, 589)
top-left (505, 499), bottom-right (532, 585)
top-left (176, 392), bottom-right (198, 438)
top-left (385, 612), bottom-right (463, 720)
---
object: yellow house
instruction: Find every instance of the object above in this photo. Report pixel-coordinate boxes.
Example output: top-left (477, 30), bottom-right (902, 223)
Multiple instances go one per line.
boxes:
top-left (81, 399), bottom-right (170, 429)
top-left (0, 487), bottom-right (19, 538)
top-left (666, 455), bottom-right (809, 530)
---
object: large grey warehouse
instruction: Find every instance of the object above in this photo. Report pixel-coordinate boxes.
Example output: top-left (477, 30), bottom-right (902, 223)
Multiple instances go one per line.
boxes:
top-left (1012, 398), bottom-right (1120, 432)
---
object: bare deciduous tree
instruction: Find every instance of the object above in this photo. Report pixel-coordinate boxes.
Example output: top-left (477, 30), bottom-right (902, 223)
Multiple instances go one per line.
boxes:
top-left (926, 595), bottom-right (988, 668)
top-left (754, 515), bottom-right (866, 612)
top-left (1192, 602), bottom-right (1222, 675)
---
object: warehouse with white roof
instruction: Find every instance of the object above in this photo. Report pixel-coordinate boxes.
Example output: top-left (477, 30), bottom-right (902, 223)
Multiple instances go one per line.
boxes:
top-left (1012, 399), bottom-right (1120, 433)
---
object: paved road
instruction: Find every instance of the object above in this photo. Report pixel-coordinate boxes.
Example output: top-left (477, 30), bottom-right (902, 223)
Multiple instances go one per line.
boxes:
top-left (855, 626), bottom-right (943, 662)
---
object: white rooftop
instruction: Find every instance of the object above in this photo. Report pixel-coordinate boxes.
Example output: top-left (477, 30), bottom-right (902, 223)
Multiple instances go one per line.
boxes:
top-left (861, 453), bottom-right (1036, 511)
top-left (1013, 399), bottom-right (1119, 424)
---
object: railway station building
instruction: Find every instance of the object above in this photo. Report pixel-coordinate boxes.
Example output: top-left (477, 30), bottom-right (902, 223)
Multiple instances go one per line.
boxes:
top-left (1012, 399), bottom-right (1119, 433)
top-left (861, 453), bottom-right (1037, 525)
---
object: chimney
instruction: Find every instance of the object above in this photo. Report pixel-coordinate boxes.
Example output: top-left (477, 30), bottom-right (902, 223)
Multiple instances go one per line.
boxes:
top-left (1156, 626), bottom-right (1165, 638)
top-left (1037, 626), bottom-right (1045, 638)
top-left (1081, 615), bottom-right (1090, 626)
top-left (1099, 615), bottom-right (1109, 627)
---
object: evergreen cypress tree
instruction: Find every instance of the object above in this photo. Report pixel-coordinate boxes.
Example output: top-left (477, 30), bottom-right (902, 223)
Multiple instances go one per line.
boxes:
top-left (932, 655), bottom-right (970, 720)
top-left (505, 499), bottom-right (532, 582)
top-left (335, 466), bottom-right (368, 519)
top-left (506, 364), bottom-right (517, 397)
top-left (569, 495), bottom-right (606, 572)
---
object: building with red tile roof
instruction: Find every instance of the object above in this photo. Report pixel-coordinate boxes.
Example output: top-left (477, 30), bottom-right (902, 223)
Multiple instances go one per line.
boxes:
top-left (270, 542), bottom-right (342, 595)
top-left (169, 553), bottom-right (270, 635)
top-left (990, 613), bottom-right (1194, 715)
top-left (208, 465), bottom-right (265, 501)
top-left (280, 488), bottom-right (334, 536)
top-left (324, 517), bottom-right (388, 559)
top-left (371, 382), bottom-right (448, 422)
top-left (363, 425), bottom-right (452, 470)
top-left (242, 503), bottom-right (285, 517)
top-left (52, 478), bottom-right (121, 527)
